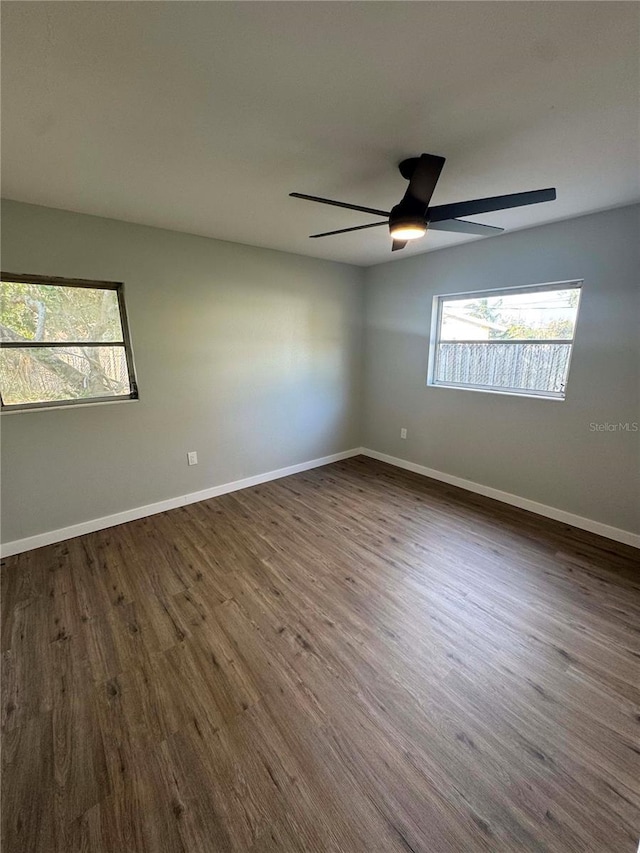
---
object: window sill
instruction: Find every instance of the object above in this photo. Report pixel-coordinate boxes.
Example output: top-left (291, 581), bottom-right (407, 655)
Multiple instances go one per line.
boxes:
top-left (1, 396), bottom-right (139, 415)
top-left (427, 382), bottom-right (565, 401)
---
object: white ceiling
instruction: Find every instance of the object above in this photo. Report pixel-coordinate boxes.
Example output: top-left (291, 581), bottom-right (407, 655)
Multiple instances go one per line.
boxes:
top-left (2, 2), bottom-right (638, 267)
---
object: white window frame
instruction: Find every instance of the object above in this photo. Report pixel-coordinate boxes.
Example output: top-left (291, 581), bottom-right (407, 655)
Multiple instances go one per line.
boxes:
top-left (427, 280), bottom-right (583, 401)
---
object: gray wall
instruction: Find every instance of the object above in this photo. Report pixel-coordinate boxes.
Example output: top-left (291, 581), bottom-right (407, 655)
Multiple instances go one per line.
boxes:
top-left (1, 200), bottom-right (364, 543)
top-left (2, 201), bottom-right (638, 545)
top-left (363, 204), bottom-right (640, 534)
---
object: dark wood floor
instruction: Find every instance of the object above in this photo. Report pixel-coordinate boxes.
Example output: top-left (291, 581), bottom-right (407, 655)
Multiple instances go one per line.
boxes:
top-left (2, 456), bottom-right (639, 852)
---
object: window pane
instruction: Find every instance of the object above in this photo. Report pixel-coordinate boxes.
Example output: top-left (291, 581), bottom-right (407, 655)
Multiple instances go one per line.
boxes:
top-left (0, 281), bottom-right (123, 342)
top-left (435, 341), bottom-right (571, 395)
top-left (0, 346), bottom-right (132, 406)
top-left (440, 288), bottom-right (580, 342)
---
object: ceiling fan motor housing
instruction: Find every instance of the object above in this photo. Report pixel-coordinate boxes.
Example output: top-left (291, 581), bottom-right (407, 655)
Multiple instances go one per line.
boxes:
top-left (389, 195), bottom-right (428, 236)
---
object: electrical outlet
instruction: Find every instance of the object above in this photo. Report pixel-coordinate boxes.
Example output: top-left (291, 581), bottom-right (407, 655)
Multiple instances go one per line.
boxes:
top-left (400, 428), bottom-right (407, 439)
top-left (187, 451), bottom-right (198, 466)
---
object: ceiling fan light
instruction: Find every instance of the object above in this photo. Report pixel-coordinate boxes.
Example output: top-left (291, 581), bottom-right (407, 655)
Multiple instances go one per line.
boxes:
top-left (389, 201), bottom-right (427, 241)
top-left (389, 224), bottom-right (426, 240)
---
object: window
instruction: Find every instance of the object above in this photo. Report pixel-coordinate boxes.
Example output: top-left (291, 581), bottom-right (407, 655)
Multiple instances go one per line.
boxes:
top-left (428, 281), bottom-right (582, 399)
top-left (0, 273), bottom-right (138, 412)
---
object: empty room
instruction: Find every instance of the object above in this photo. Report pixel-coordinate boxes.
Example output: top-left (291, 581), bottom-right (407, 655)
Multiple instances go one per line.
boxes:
top-left (1, 2), bottom-right (639, 851)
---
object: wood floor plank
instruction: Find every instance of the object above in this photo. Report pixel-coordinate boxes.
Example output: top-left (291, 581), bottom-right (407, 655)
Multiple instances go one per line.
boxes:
top-left (2, 456), bottom-right (639, 852)
top-left (2, 712), bottom-right (56, 852)
top-left (2, 595), bottom-right (53, 731)
top-left (52, 685), bottom-right (109, 826)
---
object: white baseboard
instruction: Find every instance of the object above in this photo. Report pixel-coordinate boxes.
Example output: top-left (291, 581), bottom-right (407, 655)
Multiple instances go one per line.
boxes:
top-left (360, 448), bottom-right (640, 550)
top-left (4, 446), bottom-right (637, 557)
top-left (0, 448), bottom-right (361, 558)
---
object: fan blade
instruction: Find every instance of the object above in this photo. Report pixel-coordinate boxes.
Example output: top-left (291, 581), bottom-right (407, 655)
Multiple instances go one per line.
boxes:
top-left (290, 192), bottom-right (389, 217)
top-left (406, 153), bottom-right (446, 206)
top-left (309, 221), bottom-right (388, 239)
top-left (428, 219), bottom-right (504, 235)
top-left (428, 188), bottom-right (556, 222)
top-left (392, 240), bottom-right (407, 252)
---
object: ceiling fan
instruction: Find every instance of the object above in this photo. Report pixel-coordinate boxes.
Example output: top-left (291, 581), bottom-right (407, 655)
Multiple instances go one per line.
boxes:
top-left (290, 153), bottom-right (556, 252)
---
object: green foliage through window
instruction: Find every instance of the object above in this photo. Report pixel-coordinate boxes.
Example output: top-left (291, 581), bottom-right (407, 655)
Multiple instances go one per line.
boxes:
top-left (0, 276), bottom-right (138, 410)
